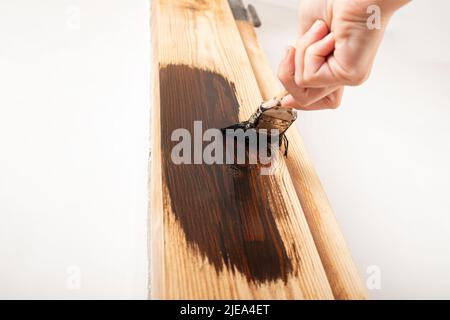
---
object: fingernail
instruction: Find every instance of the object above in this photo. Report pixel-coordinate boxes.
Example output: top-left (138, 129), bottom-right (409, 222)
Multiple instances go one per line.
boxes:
top-left (325, 32), bottom-right (335, 41)
top-left (311, 20), bottom-right (324, 32)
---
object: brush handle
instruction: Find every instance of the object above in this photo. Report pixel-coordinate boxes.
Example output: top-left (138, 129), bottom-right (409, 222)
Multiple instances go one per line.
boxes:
top-left (274, 89), bottom-right (288, 102)
top-left (260, 90), bottom-right (289, 110)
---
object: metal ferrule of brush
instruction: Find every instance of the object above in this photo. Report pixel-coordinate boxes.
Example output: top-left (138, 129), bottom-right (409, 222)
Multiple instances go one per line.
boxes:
top-left (247, 96), bottom-right (285, 126)
top-left (251, 97), bottom-right (297, 136)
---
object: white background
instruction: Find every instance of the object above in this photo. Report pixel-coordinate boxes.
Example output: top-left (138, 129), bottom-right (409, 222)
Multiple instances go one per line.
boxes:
top-left (0, 0), bottom-right (150, 299)
top-left (0, 0), bottom-right (449, 299)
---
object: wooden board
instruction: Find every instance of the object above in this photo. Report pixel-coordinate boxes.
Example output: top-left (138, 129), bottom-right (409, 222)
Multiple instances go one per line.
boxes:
top-left (233, 10), bottom-right (368, 299)
top-left (150, 0), bottom-right (334, 299)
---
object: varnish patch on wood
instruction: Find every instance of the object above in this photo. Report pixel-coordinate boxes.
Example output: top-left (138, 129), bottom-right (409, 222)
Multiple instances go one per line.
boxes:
top-left (160, 64), bottom-right (294, 283)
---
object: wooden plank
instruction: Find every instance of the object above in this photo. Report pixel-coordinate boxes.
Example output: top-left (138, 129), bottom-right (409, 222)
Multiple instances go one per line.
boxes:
top-left (233, 10), bottom-right (368, 299)
top-left (150, 0), bottom-right (334, 299)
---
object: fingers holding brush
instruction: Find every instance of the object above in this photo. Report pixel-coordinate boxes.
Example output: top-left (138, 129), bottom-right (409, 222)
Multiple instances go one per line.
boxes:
top-left (278, 43), bottom-right (343, 110)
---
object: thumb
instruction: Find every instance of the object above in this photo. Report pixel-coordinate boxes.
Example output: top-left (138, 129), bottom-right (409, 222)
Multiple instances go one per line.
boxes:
top-left (280, 94), bottom-right (297, 107)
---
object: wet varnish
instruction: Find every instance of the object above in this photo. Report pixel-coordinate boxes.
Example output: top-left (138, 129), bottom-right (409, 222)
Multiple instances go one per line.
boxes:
top-left (160, 64), bottom-right (292, 283)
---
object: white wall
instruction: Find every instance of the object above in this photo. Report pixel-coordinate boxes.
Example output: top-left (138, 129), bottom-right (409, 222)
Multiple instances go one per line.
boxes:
top-left (0, 0), bottom-right (150, 299)
top-left (252, 0), bottom-right (450, 299)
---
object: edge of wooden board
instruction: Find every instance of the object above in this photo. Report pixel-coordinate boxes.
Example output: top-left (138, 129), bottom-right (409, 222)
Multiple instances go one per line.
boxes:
top-left (233, 15), bottom-right (368, 299)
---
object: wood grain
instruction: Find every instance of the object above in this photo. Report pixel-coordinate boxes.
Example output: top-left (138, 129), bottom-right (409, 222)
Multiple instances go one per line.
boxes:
top-left (234, 14), bottom-right (368, 299)
top-left (150, 0), bottom-right (334, 299)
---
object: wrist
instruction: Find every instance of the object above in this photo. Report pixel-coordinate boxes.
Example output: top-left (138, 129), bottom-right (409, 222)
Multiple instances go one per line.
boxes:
top-left (374, 0), bottom-right (410, 16)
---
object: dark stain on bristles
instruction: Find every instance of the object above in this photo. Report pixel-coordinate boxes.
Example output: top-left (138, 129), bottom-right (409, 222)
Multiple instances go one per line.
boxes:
top-left (160, 64), bottom-right (293, 283)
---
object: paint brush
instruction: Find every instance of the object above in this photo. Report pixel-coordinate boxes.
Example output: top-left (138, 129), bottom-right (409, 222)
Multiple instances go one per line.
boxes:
top-left (221, 90), bottom-right (297, 155)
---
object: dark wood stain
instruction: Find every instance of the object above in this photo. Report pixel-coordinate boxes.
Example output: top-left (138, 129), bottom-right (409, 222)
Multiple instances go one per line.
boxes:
top-left (160, 64), bottom-right (293, 283)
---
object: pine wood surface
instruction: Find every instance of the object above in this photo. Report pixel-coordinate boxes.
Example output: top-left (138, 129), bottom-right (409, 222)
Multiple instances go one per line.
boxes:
top-left (150, 0), bottom-right (335, 299)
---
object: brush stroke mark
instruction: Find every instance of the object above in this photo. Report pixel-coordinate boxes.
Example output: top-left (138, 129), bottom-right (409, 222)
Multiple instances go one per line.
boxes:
top-left (160, 64), bottom-right (293, 283)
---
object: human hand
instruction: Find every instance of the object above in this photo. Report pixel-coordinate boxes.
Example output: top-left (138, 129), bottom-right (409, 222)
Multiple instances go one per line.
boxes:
top-left (278, 0), bottom-right (410, 110)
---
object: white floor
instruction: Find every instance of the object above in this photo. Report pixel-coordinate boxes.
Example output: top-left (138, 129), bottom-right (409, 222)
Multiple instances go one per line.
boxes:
top-left (0, 0), bottom-right (449, 299)
top-left (254, 0), bottom-right (450, 299)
